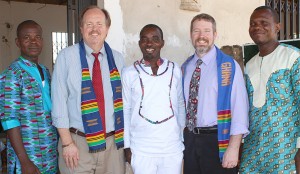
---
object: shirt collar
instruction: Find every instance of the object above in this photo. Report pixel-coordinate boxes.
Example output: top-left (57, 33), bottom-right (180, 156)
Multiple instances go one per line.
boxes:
top-left (83, 42), bottom-right (105, 58)
top-left (19, 56), bottom-right (38, 67)
top-left (192, 45), bottom-right (217, 66)
top-left (140, 58), bottom-right (164, 67)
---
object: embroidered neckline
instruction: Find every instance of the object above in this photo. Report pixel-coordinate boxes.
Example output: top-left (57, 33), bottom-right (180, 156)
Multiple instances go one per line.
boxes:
top-left (134, 59), bottom-right (169, 76)
top-left (140, 58), bottom-right (164, 67)
top-left (133, 60), bottom-right (175, 124)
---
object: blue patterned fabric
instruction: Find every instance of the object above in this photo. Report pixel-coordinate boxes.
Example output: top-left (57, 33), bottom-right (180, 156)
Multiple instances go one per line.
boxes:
top-left (0, 57), bottom-right (58, 174)
top-left (240, 45), bottom-right (300, 174)
top-left (18, 56), bottom-right (52, 111)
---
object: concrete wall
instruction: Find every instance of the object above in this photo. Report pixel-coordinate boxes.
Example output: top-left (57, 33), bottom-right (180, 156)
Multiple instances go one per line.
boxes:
top-left (105, 0), bottom-right (265, 65)
top-left (0, 0), bottom-right (265, 72)
top-left (0, 1), bottom-right (67, 72)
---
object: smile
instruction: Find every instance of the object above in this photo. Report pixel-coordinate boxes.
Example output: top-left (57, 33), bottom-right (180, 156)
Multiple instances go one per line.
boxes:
top-left (196, 38), bottom-right (209, 45)
top-left (252, 32), bottom-right (264, 35)
top-left (198, 40), bottom-right (207, 44)
top-left (146, 48), bottom-right (154, 53)
top-left (29, 48), bottom-right (39, 50)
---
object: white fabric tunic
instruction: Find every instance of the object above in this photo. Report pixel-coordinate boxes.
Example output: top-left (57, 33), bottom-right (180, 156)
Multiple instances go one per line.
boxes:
top-left (122, 58), bottom-right (185, 157)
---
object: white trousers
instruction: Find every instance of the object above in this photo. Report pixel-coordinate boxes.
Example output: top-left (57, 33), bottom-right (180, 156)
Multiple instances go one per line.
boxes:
top-left (131, 152), bottom-right (183, 174)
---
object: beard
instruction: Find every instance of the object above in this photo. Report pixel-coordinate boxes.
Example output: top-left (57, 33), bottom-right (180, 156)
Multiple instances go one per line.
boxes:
top-left (195, 45), bottom-right (212, 56)
top-left (193, 37), bottom-right (212, 56)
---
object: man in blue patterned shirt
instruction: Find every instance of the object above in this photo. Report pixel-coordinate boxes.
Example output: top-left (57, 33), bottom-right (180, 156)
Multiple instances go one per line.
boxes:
top-left (0, 20), bottom-right (58, 174)
top-left (240, 6), bottom-right (300, 174)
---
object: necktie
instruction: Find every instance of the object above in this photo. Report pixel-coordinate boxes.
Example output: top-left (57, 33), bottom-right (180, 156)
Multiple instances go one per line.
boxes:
top-left (92, 52), bottom-right (106, 136)
top-left (186, 59), bottom-right (203, 131)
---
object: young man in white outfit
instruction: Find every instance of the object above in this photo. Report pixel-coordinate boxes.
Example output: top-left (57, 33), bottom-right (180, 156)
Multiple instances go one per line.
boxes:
top-left (122, 24), bottom-right (185, 174)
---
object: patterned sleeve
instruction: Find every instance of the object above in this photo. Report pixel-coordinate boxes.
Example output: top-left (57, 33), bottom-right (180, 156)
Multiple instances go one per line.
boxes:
top-left (245, 75), bottom-right (253, 106)
top-left (0, 67), bottom-right (21, 130)
top-left (291, 57), bottom-right (300, 104)
top-left (290, 57), bottom-right (300, 147)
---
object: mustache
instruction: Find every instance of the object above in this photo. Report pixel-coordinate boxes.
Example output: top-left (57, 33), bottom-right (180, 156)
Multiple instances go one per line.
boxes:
top-left (89, 30), bottom-right (100, 35)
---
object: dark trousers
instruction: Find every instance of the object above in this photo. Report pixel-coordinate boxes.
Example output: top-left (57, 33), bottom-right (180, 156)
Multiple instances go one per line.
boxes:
top-left (183, 129), bottom-right (237, 174)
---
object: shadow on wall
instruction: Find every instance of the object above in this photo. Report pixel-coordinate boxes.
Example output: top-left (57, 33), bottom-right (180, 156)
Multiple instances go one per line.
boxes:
top-left (220, 45), bottom-right (244, 74)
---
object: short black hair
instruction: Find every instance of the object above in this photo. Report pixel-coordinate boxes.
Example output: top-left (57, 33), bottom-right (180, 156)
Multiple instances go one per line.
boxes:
top-left (254, 6), bottom-right (280, 23)
top-left (140, 24), bottom-right (164, 39)
top-left (16, 20), bottom-right (41, 37)
top-left (79, 5), bottom-right (111, 27)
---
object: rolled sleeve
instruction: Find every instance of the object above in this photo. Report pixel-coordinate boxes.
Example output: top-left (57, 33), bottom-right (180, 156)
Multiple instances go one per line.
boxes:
top-left (2, 119), bottom-right (20, 130)
top-left (0, 69), bottom-right (22, 129)
top-left (230, 61), bottom-right (249, 137)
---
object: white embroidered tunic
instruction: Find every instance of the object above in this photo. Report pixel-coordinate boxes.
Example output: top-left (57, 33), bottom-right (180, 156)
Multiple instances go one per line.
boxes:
top-left (122, 58), bottom-right (185, 157)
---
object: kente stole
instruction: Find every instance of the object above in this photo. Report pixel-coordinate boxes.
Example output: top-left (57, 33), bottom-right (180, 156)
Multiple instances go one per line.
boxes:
top-left (79, 40), bottom-right (124, 152)
top-left (182, 47), bottom-right (235, 160)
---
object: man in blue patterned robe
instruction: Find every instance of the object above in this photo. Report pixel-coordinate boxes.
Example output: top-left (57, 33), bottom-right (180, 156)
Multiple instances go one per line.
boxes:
top-left (240, 6), bottom-right (300, 174)
top-left (0, 20), bottom-right (58, 174)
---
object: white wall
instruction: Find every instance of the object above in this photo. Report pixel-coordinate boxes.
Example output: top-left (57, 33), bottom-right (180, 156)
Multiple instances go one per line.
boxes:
top-left (104, 0), bottom-right (265, 65)
top-left (0, 1), bottom-right (12, 72)
top-left (0, 1), bottom-right (67, 72)
top-left (0, 0), bottom-right (265, 72)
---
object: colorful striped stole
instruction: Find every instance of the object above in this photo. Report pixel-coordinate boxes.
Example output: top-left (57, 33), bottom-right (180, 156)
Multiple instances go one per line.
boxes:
top-left (182, 47), bottom-right (235, 161)
top-left (216, 48), bottom-right (235, 161)
top-left (79, 40), bottom-right (124, 152)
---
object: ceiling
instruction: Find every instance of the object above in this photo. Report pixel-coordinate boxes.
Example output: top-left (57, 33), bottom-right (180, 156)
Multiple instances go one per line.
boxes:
top-left (2, 0), bottom-right (68, 5)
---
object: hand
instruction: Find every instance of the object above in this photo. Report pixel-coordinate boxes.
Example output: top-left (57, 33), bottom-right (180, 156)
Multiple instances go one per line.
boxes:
top-left (124, 148), bottom-right (132, 164)
top-left (62, 142), bottom-right (79, 170)
top-left (21, 160), bottom-right (41, 174)
top-left (294, 149), bottom-right (300, 173)
top-left (222, 146), bottom-right (239, 168)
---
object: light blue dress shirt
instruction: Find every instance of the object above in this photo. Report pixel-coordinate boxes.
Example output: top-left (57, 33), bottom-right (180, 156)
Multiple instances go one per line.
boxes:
top-left (51, 42), bottom-right (125, 133)
top-left (183, 46), bottom-right (249, 136)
